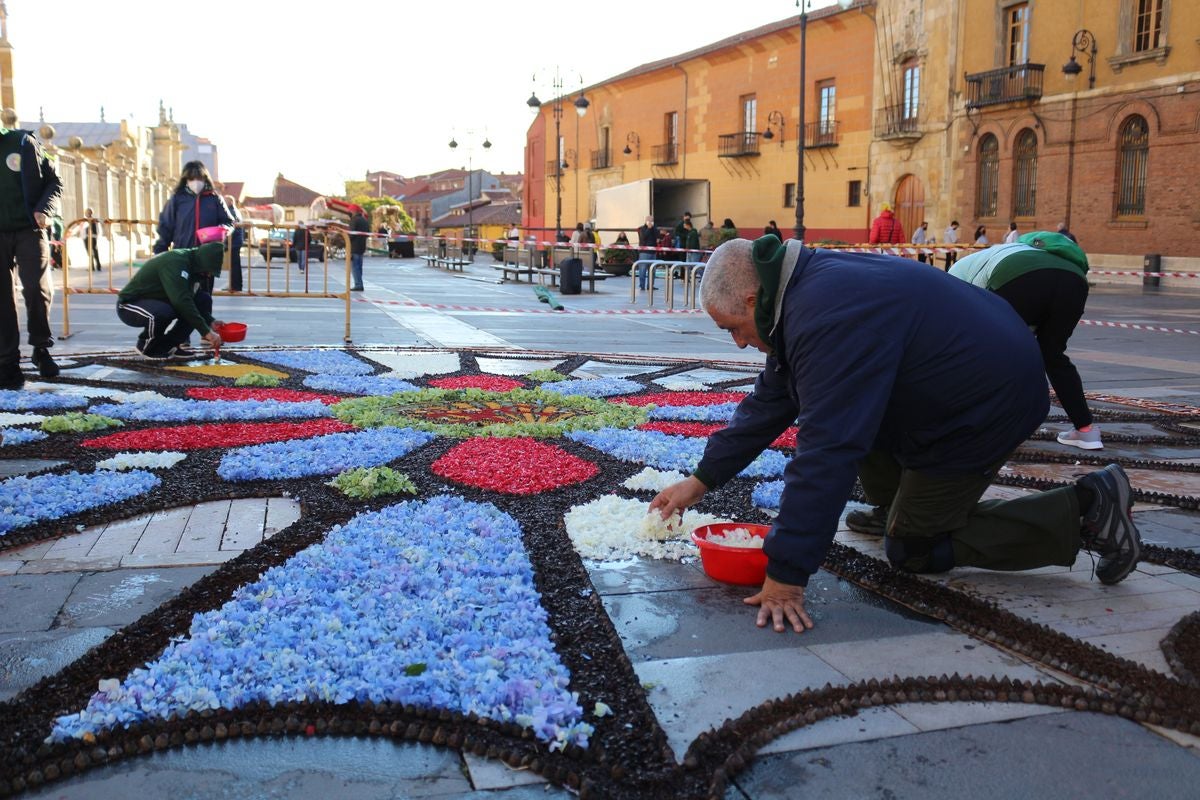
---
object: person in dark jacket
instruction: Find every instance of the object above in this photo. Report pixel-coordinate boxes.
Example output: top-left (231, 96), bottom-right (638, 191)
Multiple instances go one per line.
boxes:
top-left (868, 202), bottom-right (904, 244)
top-left (349, 209), bottom-right (369, 291)
top-left (84, 207), bottom-right (104, 271)
top-left (673, 211), bottom-right (692, 250)
top-left (0, 127), bottom-right (63, 387)
top-left (763, 220), bottom-right (782, 240)
top-left (117, 242), bottom-right (225, 359)
top-left (223, 194), bottom-right (244, 292)
top-left (636, 216), bottom-right (658, 290)
top-left (154, 161), bottom-right (235, 295)
top-left (651, 236), bottom-right (1142, 633)
top-left (291, 221), bottom-right (310, 272)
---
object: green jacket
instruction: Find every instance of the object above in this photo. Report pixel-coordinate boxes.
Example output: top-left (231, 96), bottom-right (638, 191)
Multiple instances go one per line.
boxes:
top-left (948, 231), bottom-right (1087, 291)
top-left (118, 243), bottom-right (223, 336)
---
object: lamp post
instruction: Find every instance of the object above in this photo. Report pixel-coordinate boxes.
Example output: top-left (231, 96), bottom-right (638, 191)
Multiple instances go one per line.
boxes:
top-left (794, 0), bottom-right (854, 242)
top-left (448, 132), bottom-right (491, 262)
top-left (527, 68), bottom-right (588, 243)
top-left (1060, 30), bottom-right (1097, 231)
top-left (622, 131), bottom-right (640, 158)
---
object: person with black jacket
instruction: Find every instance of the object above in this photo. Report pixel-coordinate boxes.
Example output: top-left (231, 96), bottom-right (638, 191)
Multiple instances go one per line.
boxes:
top-left (292, 222), bottom-right (310, 272)
top-left (84, 207), bottom-right (103, 271)
top-left (0, 127), bottom-right (63, 387)
top-left (636, 216), bottom-right (658, 290)
top-left (154, 161), bottom-right (235, 293)
top-left (350, 210), bottom-right (369, 291)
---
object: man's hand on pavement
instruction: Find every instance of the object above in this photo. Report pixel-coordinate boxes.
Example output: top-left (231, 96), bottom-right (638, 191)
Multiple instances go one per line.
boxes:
top-left (649, 476), bottom-right (707, 520)
top-left (745, 576), bottom-right (814, 633)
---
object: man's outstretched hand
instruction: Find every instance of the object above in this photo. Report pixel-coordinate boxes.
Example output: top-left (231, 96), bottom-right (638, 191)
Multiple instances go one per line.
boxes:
top-left (745, 576), bottom-right (814, 633)
top-left (649, 476), bottom-right (707, 520)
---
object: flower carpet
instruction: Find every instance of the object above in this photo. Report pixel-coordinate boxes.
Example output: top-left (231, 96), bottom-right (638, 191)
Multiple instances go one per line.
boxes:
top-left (1, 346), bottom-right (1199, 798)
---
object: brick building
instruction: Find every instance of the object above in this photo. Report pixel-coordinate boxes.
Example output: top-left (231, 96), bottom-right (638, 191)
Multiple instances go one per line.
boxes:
top-left (955, 0), bottom-right (1198, 257)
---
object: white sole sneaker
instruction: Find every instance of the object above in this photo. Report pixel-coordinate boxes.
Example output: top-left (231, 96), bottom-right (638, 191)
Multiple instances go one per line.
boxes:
top-left (1057, 429), bottom-right (1103, 450)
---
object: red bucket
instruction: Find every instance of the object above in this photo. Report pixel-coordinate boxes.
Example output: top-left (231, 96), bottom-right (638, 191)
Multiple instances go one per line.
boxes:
top-left (214, 322), bottom-right (247, 342)
top-left (690, 523), bottom-right (770, 585)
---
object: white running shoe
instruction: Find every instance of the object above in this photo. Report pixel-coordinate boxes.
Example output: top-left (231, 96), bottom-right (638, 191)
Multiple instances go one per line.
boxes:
top-left (1057, 426), bottom-right (1103, 450)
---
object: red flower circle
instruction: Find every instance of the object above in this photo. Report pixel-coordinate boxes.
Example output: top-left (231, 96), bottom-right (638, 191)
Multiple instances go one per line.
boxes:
top-left (186, 387), bottom-right (343, 405)
top-left (432, 437), bottom-right (598, 494)
top-left (612, 391), bottom-right (747, 407)
top-left (82, 419), bottom-right (357, 451)
top-left (638, 421), bottom-right (797, 449)
top-left (427, 376), bottom-right (525, 392)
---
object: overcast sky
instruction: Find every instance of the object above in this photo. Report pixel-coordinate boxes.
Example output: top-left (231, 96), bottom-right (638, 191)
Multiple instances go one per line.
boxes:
top-left (13, 0), bottom-right (838, 196)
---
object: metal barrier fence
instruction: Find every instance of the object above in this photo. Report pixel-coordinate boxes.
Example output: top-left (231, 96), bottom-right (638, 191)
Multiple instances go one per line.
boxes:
top-left (58, 218), bottom-right (357, 343)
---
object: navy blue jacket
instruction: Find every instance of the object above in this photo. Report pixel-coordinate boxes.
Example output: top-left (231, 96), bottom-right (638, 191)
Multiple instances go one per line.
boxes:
top-left (154, 189), bottom-right (235, 253)
top-left (12, 130), bottom-right (63, 224)
top-left (693, 249), bottom-right (1048, 586)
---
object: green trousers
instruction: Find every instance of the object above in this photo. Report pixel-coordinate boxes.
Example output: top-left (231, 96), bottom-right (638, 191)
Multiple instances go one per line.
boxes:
top-left (857, 450), bottom-right (1082, 573)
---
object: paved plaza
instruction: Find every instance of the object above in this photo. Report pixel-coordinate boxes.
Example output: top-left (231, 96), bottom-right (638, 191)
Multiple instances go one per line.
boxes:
top-left (1, 252), bottom-right (1198, 799)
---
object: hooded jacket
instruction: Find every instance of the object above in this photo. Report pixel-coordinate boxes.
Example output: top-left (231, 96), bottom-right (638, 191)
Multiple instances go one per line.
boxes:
top-left (948, 232), bottom-right (1088, 291)
top-left (153, 189), bottom-right (236, 254)
top-left (691, 236), bottom-right (1047, 587)
top-left (2, 129), bottom-right (63, 226)
top-left (118, 243), bottom-right (223, 335)
top-left (868, 208), bottom-right (905, 244)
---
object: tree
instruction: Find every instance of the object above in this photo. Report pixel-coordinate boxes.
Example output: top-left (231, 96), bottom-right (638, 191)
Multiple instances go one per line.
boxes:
top-left (343, 180), bottom-right (373, 198)
top-left (350, 195), bottom-right (414, 233)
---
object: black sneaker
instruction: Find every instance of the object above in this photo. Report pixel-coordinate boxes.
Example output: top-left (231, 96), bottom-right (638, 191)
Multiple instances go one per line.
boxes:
top-left (845, 505), bottom-right (888, 536)
top-left (0, 363), bottom-right (24, 389)
top-left (31, 347), bottom-right (59, 379)
top-left (168, 345), bottom-right (197, 360)
top-left (1077, 464), bottom-right (1142, 584)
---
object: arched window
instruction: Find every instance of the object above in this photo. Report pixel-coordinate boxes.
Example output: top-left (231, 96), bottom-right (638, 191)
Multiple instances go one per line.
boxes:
top-left (976, 134), bottom-right (999, 218)
top-left (1012, 129), bottom-right (1038, 217)
top-left (1116, 115), bottom-right (1148, 217)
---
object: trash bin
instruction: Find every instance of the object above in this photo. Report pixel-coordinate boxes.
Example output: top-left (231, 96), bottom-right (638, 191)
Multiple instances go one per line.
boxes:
top-left (559, 257), bottom-right (584, 295)
top-left (1143, 254), bottom-right (1161, 290)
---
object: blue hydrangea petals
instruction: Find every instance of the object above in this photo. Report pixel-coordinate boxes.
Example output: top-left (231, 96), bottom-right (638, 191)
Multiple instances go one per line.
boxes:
top-left (302, 375), bottom-right (420, 395)
top-left (0, 390), bottom-right (88, 411)
top-left (752, 480), bottom-right (784, 509)
top-left (539, 378), bottom-right (644, 398)
top-left (0, 470), bottom-right (160, 535)
top-left (50, 496), bottom-right (592, 749)
top-left (1, 428), bottom-right (49, 446)
top-left (567, 428), bottom-right (785, 477)
top-left (91, 399), bottom-right (332, 422)
top-left (648, 403), bottom-right (739, 421)
top-left (217, 428), bottom-right (435, 481)
top-left (248, 350), bottom-right (374, 375)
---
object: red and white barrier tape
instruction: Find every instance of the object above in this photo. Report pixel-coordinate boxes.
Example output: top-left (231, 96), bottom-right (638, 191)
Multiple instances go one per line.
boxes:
top-left (1078, 318), bottom-right (1200, 336)
top-left (1088, 269), bottom-right (1200, 279)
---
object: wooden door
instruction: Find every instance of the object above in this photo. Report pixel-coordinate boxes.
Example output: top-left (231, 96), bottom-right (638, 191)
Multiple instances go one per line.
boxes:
top-left (894, 174), bottom-right (925, 243)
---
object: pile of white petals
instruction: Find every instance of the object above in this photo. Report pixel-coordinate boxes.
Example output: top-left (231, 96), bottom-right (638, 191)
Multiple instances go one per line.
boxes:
top-left (564, 495), bottom-right (726, 562)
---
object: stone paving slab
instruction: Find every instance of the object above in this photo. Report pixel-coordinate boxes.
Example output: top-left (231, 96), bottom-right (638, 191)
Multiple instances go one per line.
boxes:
top-left (0, 627), bottom-right (113, 702)
top-left (727, 712), bottom-right (1200, 800)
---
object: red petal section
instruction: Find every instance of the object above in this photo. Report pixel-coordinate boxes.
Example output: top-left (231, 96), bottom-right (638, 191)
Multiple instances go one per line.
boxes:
top-left (432, 437), bottom-right (598, 494)
top-left (638, 421), bottom-right (797, 449)
top-left (427, 375), bottom-right (524, 392)
top-left (185, 387), bottom-right (342, 405)
top-left (81, 419), bottom-right (357, 451)
top-left (612, 391), bottom-right (748, 407)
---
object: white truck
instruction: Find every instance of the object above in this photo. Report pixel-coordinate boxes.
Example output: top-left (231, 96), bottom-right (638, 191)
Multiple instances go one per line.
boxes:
top-left (594, 178), bottom-right (711, 242)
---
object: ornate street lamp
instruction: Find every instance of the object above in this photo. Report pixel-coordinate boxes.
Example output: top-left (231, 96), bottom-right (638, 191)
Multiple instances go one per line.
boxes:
top-left (795, 0), bottom-right (855, 242)
top-left (448, 132), bottom-right (492, 261)
top-left (623, 131), bottom-right (640, 158)
top-left (1062, 29), bottom-right (1097, 90)
top-left (527, 68), bottom-right (588, 243)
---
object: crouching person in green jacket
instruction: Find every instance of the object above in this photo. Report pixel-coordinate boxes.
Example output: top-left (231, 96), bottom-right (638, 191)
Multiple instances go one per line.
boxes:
top-left (117, 241), bottom-right (225, 359)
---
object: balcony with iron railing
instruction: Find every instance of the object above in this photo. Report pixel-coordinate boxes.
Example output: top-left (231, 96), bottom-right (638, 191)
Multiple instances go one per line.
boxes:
top-left (718, 131), bottom-right (762, 157)
top-left (590, 149), bottom-right (612, 170)
top-left (805, 120), bottom-right (839, 148)
top-left (652, 143), bottom-right (678, 165)
top-left (874, 104), bottom-right (921, 139)
top-left (965, 63), bottom-right (1045, 109)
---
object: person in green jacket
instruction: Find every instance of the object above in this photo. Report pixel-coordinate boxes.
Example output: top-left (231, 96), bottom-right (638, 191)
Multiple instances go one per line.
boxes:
top-left (116, 242), bottom-right (225, 359)
top-left (948, 231), bottom-right (1100, 451)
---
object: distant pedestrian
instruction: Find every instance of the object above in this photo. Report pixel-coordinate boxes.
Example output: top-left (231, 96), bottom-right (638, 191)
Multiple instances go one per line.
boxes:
top-left (974, 225), bottom-right (988, 245)
top-left (84, 207), bottom-right (103, 271)
top-left (764, 220), bottom-right (782, 240)
top-left (718, 219), bottom-right (739, 244)
top-left (1004, 222), bottom-right (1019, 244)
top-left (1056, 222), bottom-right (1078, 244)
top-left (912, 220), bottom-right (930, 263)
top-left (868, 202), bottom-right (904, 244)
top-left (636, 217), bottom-right (658, 289)
top-left (683, 219), bottom-right (701, 261)
top-left (224, 195), bottom-right (244, 292)
top-left (569, 222), bottom-right (586, 245)
top-left (350, 209), bottom-right (369, 291)
top-left (942, 220), bottom-right (961, 270)
top-left (507, 224), bottom-right (520, 241)
top-left (292, 221), bottom-right (310, 272)
top-left (698, 220), bottom-right (719, 253)
top-left (674, 211), bottom-right (692, 250)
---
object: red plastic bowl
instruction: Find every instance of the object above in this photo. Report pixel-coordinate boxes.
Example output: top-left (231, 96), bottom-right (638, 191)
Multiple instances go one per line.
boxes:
top-left (690, 523), bottom-right (770, 585)
top-left (214, 322), bottom-right (247, 342)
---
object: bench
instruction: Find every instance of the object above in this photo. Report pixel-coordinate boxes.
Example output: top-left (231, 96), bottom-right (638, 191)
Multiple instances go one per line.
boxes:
top-left (494, 264), bottom-right (536, 282)
top-left (421, 254), bottom-right (469, 272)
top-left (535, 267), bottom-right (610, 294)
